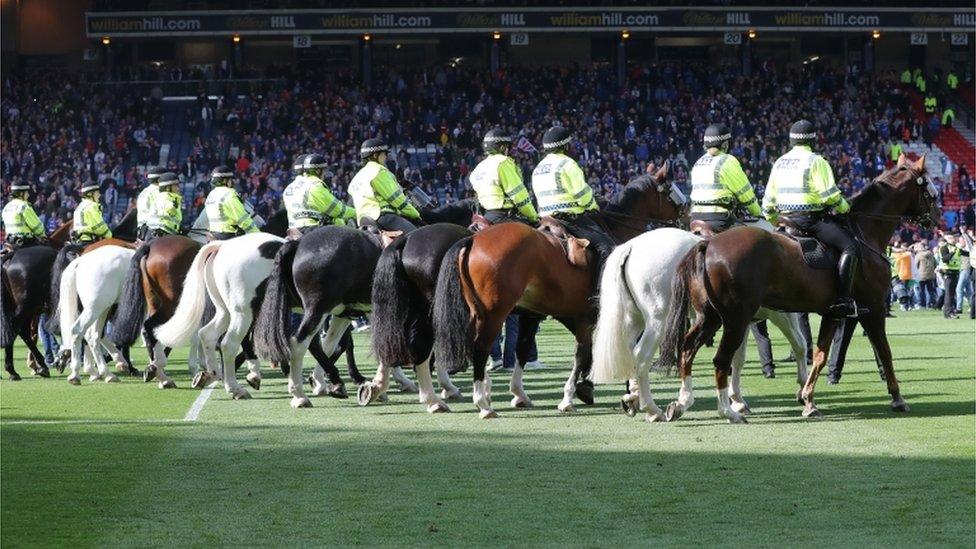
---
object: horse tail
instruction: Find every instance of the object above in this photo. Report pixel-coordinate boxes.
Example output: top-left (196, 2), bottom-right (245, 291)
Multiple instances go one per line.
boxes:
top-left (46, 244), bottom-right (79, 333)
top-left (0, 265), bottom-right (14, 347)
top-left (108, 243), bottom-right (151, 347)
top-left (57, 262), bottom-right (80, 348)
top-left (254, 239), bottom-right (299, 365)
top-left (371, 236), bottom-right (415, 366)
top-left (660, 240), bottom-right (709, 371)
top-left (432, 236), bottom-right (476, 372)
top-left (591, 243), bottom-right (641, 383)
top-left (154, 242), bottom-right (222, 348)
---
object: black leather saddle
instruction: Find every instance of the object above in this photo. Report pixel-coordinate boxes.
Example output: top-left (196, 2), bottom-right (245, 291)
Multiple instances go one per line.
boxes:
top-left (777, 227), bottom-right (837, 270)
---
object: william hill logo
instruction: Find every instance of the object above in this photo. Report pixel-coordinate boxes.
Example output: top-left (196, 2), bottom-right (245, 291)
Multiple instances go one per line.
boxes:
top-left (911, 13), bottom-right (952, 27)
top-left (683, 12), bottom-right (725, 26)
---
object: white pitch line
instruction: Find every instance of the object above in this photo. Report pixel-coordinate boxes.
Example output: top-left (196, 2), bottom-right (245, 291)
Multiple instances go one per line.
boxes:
top-left (183, 381), bottom-right (220, 422)
top-left (1, 419), bottom-right (185, 426)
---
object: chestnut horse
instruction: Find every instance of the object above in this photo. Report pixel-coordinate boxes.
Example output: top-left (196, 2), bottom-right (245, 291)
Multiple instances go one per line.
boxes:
top-left (661, 155), bottom-right (938, 422)
top-left (430, 163), bottom-right (687, 418)
top-left (1, 220), bottom-right (74, 379)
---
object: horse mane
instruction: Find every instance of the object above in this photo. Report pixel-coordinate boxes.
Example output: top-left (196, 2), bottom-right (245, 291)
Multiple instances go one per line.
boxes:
top-left (605, 174), bottom-right (657, 214)
top-left (850, 165), bottom-right (908, 213)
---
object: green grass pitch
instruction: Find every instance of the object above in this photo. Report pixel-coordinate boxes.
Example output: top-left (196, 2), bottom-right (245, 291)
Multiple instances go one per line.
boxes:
top-left (1, 310), bottom-right (973, 547)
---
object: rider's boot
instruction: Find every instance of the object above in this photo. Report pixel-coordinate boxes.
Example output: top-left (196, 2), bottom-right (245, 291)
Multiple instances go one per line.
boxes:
top-left (828, 250), bottom-right (860, 318)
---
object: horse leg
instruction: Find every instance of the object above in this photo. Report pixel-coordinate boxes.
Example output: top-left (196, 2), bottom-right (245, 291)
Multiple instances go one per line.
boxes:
top-left (416, 357), bottom-right (450, 413)
top-left (799, 317), bottom-right (840, 418)
top-left (87, 313), bottom-right (119, 383)
top-left (187, 332), bottom-right (202, 377)
top-left (150, 340), bottom-right (175, 389)
top-left (712, 313), bottom-right (751, 423)
top-left (4, 344), bottom-right (20, 381)
top-left (309, 318), bottom-right (349, 398)
top-left (666, 310), bottom-right (721, 422)
top-left (67, 309), bottom-right (98, 385)
top-left (19, 327), bottom-right (49, 378)
top-left (100, 338), bottom-right (138, 378)
top-left (729, 334), bottom-right (750, 415)
top-left (434, 354), bottom-right (463, 401)
top-left (510, 314), bottom-right (542, 409)
top-left (472, 315), bottom-right (504, 419)
top-left (194, 306), bottom-right (228, 388)
top-left (860, 313), bottom-right (908, 412)
top-left (767, 311), bottom-right (809, 399)
top-left (220, 312), bottom-right (253, 401)
top-left (240, 335), bottom-right (261, 391)
top-left (338, 325), bottom-right (368, 386)
top-left (557, 323), bottom-right (593, 413)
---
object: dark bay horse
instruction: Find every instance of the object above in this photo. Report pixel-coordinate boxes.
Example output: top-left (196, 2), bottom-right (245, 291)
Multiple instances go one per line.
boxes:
top-left (431, 164), bottom-right (687, 418)
top-left (661, 155), bottom-right (938, 422)
top-left (1, 220), bottom-right (73, 379)
top-left (253, 199), bottom-right (478, 408)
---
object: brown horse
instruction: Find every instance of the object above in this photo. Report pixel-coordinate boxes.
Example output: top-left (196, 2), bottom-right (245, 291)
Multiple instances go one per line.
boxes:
top-left (661, 155), bottom-right (938, 422)
top-left (431, 163), bottom-right (687, 418)
top-left (1, 220), bottom-right (74, 379)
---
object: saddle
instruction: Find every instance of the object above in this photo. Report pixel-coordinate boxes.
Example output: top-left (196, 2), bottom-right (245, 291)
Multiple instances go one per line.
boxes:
top-left (357, 218), bottom-right (403, 248)
top-left (776, 224), bottom-right (837, 270)
top-left (537, 216), bottom-right (592, 270)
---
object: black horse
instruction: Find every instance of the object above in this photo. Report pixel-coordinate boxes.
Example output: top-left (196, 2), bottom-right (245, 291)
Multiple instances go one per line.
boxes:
top-left (253, 199), bottom-right (478, 408)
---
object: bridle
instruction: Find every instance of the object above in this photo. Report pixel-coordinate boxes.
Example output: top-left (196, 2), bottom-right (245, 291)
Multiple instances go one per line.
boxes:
top-left (848, 167), bottom-right (936, 227)
top-left (602, 180), bottom-right (689, 233)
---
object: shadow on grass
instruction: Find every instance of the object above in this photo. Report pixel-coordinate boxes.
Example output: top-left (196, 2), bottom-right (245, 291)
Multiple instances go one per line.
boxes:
top-left (0, 424), bottom-right (972, 547)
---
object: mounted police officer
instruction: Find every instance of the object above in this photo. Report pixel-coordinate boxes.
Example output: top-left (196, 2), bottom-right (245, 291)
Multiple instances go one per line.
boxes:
top-left (532, 126), bottom-right (614, 284)
top-left (763, 120), bottom-right (857, 318)
top-left (469, 129), bottom-right (539, 225)
top-left (72, 183), bottom-right (112, 244)
top-left (348, 137), bottom-right (422, 233)
top-left (690, 123), bottom-right (763, 233)
top-left (284, 153), bottom-right (356, 236)
top-left (205, 165), bottom-right (258, 240)
top-left (136, 166), bottom-right (167, 240)
top-left (146, 172), bottom-right (183, 237)
top-left (2, 183), bottom-right (46, 250)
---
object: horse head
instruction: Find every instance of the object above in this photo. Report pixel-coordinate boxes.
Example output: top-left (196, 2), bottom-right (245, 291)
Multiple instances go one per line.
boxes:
top-left (604, 160), bottom-right (688, 241)
top-left (856, 154), bottom-right (937, 229)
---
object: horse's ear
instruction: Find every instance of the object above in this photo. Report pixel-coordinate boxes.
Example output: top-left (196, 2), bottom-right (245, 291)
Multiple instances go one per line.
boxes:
top-left (654, 160), bottom-right (670, 182)
top-left (380, 230), bottom-right (403, 248)
top-left (914, 154), bottom-right (926, 172)
top-left (896, 153), bottom-right (908, 167)
top-left (645, 162), bottom-right (656, 174)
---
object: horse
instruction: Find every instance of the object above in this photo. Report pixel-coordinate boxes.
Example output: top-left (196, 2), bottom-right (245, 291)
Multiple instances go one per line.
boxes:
top-left (253, 199), bottom-right (480, 409)
top-left (1, 220), bottom-right (74, 380)
top-left (590, 226), bottom-right (809, 423)
top-left (661, 154), bottom-right (938, 422)
top-left (430, 163), bottom-right (687, 418)
top-left (54, 245), bottom-right (137, 384)
top-left (367, 222), bottom-right (471, 412)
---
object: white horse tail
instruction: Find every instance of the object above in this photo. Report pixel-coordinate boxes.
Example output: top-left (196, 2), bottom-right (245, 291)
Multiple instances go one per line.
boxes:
top-left (154, 241), bottom-right (223, 347)
top-left (58, 262), bottom-right (80, 348)
top-left (591, 242), bottom-right (641, 384)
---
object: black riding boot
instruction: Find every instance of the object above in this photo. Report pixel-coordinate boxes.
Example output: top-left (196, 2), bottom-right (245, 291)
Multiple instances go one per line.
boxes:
top-left (828, 250), bottom-right (859, 318)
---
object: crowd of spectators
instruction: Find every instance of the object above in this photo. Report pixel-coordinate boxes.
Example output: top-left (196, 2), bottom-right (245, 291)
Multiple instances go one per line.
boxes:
top-left (2, 59), bottom-right (973, 248)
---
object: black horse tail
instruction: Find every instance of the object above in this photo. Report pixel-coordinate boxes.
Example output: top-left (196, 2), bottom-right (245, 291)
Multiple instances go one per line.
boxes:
top-left (660, 240), bottom-right (709, 373)
top-left (109, 243), bottom-right (151, 347)
top-left (432, 236), bottom-right (475, 373)
top-left (254, 239), bottom-right (299, 366)
top-left (1, 265), bottom-right (14, 348)
top-left (46, 244), bottom-right (80, 333)
top-left (371, 235), bottom-right (414, 366)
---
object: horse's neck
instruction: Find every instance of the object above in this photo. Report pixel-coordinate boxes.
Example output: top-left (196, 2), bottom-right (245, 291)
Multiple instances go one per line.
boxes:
top-left (850, 186), bottom-right (910, 253)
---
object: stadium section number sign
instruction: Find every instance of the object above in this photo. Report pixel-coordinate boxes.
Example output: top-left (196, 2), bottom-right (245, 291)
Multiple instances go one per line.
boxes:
top-left (510, 33), bottom-right (529, 46)
top-left (724, 32), bottom-right (742, 45)
top-left (952, 33), bottom-right (969, 45)
top-left (293, 35), bottom-right (312, 48)
top-left (910, 32), bottom-right (928, 45)
top-left (87, 7), bottom-right (976, 37)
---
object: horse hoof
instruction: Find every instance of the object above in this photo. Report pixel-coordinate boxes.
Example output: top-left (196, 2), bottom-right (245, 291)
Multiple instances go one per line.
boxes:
top-left (441, 388), bottom-right (463, 401)
top-left (115, 362), bottom-right (129, 374)
top-left (575, 380), bottom-right (595, 405)
top-left (291, 396), bottom-right (313, 409)
top-left (246, 374), bottom-right (261, 391)
top-left (357, 384), bottom-right (374, 406)
top-left (731, 401), bottom-right (752, 415)
top-left (479, 409), bottom-right (499, 419)
top-left (427, 401), bottom-right (451, 413)
top-left (620, 396), bottom-right (639, 417)
top-left (328, 384), bottom-right (348, 399)
top-left (645, 412), bottom-right (666, 423)
top-left (67, 376), bottom-right (81, 386)
top-left (891, 399), bottom-right (910, 413)
top-left (378, 393), bottom-right (389, 403)
top-left (796, 389), bottom-right (805, 405)
top-left (801, 406), bottom-right (823, 419)
top-left (159, 380), bottom-right (177, 389)
top-left (143, 365), bottom-right (158, 383)
top-left (664, 401), bottom-right (684, 422)
top-left (233, 390), bottom-right (252, 400)
top-left (557, 401), bottom-right (576, 413)
top-left (727, 413), bottom-right (748, 424)
top-left (191, 371), bottom-right (214, 389)
top-left (89, 374), bottom-right (102, 383)
top-left (8, 372), bottom-right (22, 381)
top-left (510, 396), bottom-right (534, 409)
top-left (104, 375), bottom-right (120, 384)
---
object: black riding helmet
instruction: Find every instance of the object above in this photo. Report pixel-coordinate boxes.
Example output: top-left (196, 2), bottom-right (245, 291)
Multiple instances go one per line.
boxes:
top-left (483, 128), bottom-right (513, 155)
top-left (9, 183), bottom-right (30, 200)
top-left (542, 126), bottom-right (573, 153)
top-left (703, 123), bottom-right (732, 151)
top-left (360, 138), bottom-right (389, 161)
top-left (303, 154), bottom-right (328, 179)
top-left (147, 166), bottom-right (168, 184)
top-left (789, 119), bottom-right (817, 147)
top-left (210, 165), bottom-right (234, 186)
top-left (157, 171), bottom-right (180, 191)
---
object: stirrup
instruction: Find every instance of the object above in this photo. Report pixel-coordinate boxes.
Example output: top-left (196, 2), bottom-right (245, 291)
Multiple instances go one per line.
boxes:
top-left (827, 300), bottom-right (866, 319)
